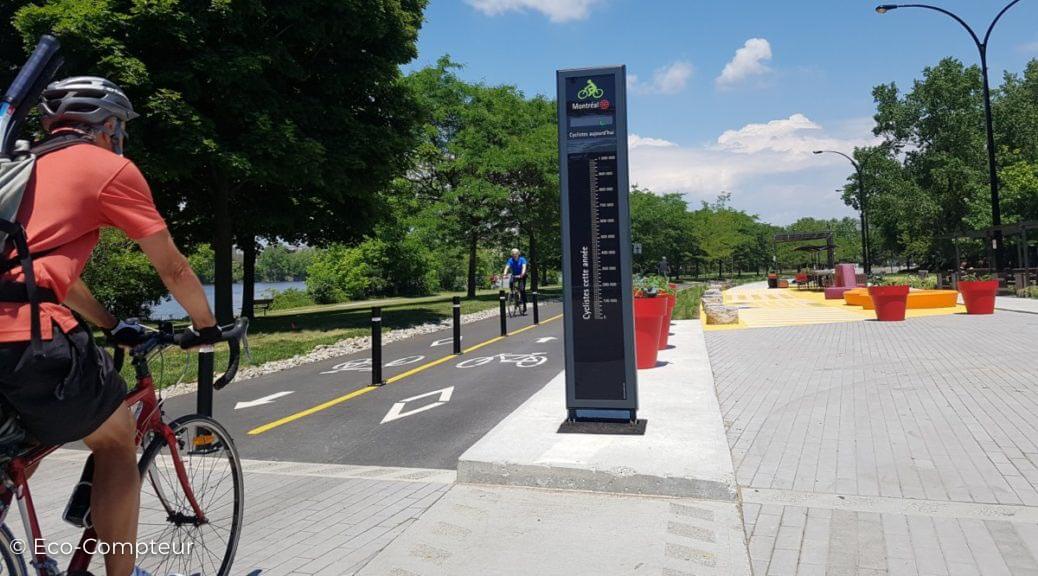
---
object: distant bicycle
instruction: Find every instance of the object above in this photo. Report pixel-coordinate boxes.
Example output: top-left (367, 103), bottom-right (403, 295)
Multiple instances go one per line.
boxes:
top-left (508, 276), bottom-right (523, 318)
top-left (457, 352), bottom-right (547, 369)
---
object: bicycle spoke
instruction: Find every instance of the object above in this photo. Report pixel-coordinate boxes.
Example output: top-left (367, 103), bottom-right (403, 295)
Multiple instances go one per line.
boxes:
top-left (137, 417), bottom-right (242, 576)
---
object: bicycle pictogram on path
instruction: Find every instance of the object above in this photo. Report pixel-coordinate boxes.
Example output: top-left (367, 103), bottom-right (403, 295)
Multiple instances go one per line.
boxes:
top-left (321, 355), bottom-right (425, 374)
top-left (456, 352), bottom-right (548, 369)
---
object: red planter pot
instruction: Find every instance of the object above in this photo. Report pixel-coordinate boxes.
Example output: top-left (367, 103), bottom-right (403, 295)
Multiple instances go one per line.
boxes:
top-left (958, 279), bottom-right (998, 315)
top-left (868, 285), bottom-right (910, 322)
top-left (634, 296), bottom-right (667, 369)
top-left (658, 293), bottom-right (677, 350)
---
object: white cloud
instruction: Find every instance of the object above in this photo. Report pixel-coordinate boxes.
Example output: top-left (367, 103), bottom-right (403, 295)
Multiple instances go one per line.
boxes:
top-left (1019, 40), bottom-right (1038, 54)
top-left (715, 113), bottom-right (860, 155)
top-left (629, 61), bottom-right (694, 95)
top-left (628, 114), bottom-right (880, 223)
top-left (465, 0), bottom-right (602, 22)
top-left (629, 134), bottom-right (677, 149)
top-left (716, 38), bottom-right (773, 88)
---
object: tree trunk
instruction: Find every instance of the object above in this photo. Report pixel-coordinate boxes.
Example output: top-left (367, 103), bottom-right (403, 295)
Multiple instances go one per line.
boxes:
top-left (213, 185), bottom-right (234, 324)
top-left (241, 236), bottom-right (257, 319)
top-left (467, 232), bottom-right (478, 299)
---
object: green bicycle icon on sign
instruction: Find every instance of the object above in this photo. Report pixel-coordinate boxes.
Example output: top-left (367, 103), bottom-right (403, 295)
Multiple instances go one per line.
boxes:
top-left (577, 79), bottom-right (605, 100)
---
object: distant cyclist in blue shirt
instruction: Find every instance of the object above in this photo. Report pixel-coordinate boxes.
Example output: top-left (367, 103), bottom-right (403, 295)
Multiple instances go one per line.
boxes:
top-left (503, 248), bottom-right (528, 315)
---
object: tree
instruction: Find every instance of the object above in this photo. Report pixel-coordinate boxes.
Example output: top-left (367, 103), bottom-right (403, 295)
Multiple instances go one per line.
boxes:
top-left (485, 95), bottom-right (559, 290)
top-left (81, 229), bottom-right (167, 318)
top-left (854, 57), bottom-right (1038, 269)
top-left (691, 193), bottom-right (753, 278)
top-left (401, 60), bottom-right (560, 298)
top-left (629, 187), bottom-right (697, 275)
top-left (9, 0), bottom-right (426, 322)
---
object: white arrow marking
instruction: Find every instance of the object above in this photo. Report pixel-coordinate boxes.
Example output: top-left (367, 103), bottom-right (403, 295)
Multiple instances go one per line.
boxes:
top-left (381, 387), bottom-right (454, 424)
top-left (235, 391), bottom-right (293, 410)
top-left (431, 337), bottom-right (461, 347)
top-left (536, 336), bottom-right (558, 343)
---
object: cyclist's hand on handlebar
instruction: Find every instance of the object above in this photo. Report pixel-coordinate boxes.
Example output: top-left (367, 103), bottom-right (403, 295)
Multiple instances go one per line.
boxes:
top-left (179, 324), bottom-right (223, 350)
top-left (105, 319), bottom-right (149, 348)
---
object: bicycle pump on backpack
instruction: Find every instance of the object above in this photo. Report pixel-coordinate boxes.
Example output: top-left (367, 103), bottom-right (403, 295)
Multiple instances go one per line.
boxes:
top-left (0, 35), bottom-right (63, 159)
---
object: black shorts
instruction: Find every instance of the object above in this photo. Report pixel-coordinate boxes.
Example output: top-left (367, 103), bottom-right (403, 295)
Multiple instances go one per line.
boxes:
top-left (0, 324), bottom-right (127, 445)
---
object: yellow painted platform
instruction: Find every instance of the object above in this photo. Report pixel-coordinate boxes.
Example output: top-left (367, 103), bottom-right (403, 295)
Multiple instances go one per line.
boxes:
top-left (702, 288), bottom-right (967, 331)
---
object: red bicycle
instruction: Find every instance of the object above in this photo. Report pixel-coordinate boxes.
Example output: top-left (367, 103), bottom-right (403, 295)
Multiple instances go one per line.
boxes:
top-left (0, 319), bottom-right (249, 576)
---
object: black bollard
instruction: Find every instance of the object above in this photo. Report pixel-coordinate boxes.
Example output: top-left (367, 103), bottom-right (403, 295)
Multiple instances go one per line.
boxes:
top-left (532, 291), bottom-right (540, 324)
top-left (499, 290), bottom-right (507, 336)
top-left (197, 347), bottom-right (214, 417)
top-left (452, 296), bottom-right (462, 355)
top-left (371, 307), bottom-right (384, 386)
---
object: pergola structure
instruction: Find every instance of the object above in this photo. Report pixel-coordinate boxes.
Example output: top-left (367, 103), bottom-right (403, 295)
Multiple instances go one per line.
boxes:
top-left (937, 220), bottom-right (1038, 289)
top-left (774, 231), bottom-right (835, 270)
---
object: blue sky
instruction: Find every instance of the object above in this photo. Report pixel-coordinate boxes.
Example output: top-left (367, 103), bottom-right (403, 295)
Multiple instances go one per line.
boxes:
top-left (407, 0), bottom-right (1038, 225)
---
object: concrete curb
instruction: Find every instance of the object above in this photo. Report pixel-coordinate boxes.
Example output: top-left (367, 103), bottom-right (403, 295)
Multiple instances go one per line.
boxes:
top-left (457, 320), bottom-right (738, 501)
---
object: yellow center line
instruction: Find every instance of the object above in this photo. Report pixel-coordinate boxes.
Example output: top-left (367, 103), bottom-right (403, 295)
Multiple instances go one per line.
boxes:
top-left (247, 312), bottom-right (564, 436)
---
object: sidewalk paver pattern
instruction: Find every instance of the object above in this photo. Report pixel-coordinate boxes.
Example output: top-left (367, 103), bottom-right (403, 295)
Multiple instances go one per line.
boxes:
top-left (7, 450), bottom-right (452, 576)
top-left (706, 312), bottom-right (1038, 574)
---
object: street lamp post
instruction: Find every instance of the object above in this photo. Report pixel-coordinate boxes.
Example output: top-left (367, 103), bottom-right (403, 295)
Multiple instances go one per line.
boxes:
top-left (814, 150), bottom-right (873, 275)
top-left (876, 1), bottom-right (1023, 273)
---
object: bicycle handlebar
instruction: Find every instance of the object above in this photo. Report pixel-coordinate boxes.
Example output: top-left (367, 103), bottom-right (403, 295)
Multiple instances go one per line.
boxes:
top-left (113, 318), bottom-right (250, 391)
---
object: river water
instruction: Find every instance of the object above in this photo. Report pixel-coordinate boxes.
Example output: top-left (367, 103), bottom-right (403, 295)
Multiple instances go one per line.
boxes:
top-left (148, 281), bottom-right (306, 320)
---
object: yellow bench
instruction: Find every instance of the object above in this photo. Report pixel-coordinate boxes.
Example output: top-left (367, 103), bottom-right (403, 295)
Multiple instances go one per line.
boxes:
top-left (844, 288), bottom-right (958, 310)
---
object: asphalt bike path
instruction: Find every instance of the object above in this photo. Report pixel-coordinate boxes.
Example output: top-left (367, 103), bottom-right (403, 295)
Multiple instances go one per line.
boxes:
top-left (161, 302), bottom-right (564, 469)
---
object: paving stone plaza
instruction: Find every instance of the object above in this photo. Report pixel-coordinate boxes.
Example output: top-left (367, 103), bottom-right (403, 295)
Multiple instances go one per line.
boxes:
top-left (708, 294), bottom-right (1038, 574)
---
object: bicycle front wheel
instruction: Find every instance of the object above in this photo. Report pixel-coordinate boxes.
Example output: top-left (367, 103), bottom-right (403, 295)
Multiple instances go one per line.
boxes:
top-left (137, 415), bottom-right (244, 576)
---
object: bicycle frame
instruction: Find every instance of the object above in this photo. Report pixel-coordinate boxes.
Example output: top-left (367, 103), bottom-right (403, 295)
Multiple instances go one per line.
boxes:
top-left (0, 366), bottom-right (205, 575)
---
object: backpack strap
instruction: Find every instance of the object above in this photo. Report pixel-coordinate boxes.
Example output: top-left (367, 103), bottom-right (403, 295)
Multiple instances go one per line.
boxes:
top-left (30, 132), bottom-right (94, 157)
top-left (0, 247), bottom-right (58, 275)
top-left (0, 221), bottom-right (45, 355)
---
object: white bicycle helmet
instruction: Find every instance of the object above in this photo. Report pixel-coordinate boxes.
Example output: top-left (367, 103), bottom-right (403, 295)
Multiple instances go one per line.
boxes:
top-left (40, 76), bottom-right (138, 130)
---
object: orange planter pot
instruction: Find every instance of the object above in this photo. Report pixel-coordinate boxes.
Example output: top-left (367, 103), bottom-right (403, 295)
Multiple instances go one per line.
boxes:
top-left (634, 296), bottom-right (667, 369)
top-left (958, 280), bottom-right (998, 315)
top-left (658, 293), bottom-right (676, 350)
top-left (868, 285), bottom-right (909, 322)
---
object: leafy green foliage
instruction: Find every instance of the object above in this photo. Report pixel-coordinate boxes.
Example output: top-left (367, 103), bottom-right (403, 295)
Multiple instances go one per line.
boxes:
top-left (673, 286), bottom-right (706, 320)
top-left (268, 288), bottom-right (314, 311)
top-left (398, 58), bottom-right (559, 297)
top-left (305, 235), bottom-right (437, 304)
top-left (81, 228), bottom-right (167, 318)
top-left (630, 187), bottom-right (696, 273)
top-left (856, 57), bottom-right (1038, 269)
top-left (7, 0), bottom-right (427, 322)
top-left (256, 245), bottom-right (313, 282)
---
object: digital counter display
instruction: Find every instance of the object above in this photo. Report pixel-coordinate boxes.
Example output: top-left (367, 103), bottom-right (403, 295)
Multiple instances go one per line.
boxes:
top-left (557, 67), bottom-right (637, 416)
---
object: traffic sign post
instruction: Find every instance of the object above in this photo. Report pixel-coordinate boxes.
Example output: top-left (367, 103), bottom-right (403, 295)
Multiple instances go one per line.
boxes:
top-left (556, 66), bottom-right (641, 430)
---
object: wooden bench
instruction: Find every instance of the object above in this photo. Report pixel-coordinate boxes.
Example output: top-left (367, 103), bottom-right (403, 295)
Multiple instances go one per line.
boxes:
top-left (254, 298), bottom-right (275, 315)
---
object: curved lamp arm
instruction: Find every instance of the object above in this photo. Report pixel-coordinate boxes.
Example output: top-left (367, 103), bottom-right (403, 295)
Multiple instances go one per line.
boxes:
top-left (877, 1), bottom-right (1023, 50)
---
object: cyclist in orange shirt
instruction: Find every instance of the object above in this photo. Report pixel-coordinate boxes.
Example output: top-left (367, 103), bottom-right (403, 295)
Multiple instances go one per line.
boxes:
top-left (0, 77), bottom-right (219, 576)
